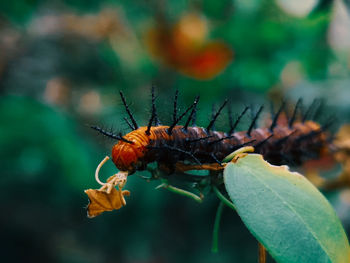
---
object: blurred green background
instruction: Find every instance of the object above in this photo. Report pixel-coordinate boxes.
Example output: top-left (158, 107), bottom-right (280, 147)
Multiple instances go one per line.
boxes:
top-left (1, 0), bottom-right (350, 262)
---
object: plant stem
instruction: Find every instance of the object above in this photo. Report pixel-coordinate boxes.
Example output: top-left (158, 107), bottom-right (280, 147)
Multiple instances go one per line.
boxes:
top-left (213, 186), bottom-right (236, 210)
top-left (212, 201), bottom-right (224, 253)
top-left (156, 180), bottom-right (203, 203)
top-left (258, 242), bottom-right (266, 263)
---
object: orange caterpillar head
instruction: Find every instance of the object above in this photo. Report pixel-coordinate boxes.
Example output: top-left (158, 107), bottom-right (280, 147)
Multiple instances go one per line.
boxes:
top-left (90, 125), bottom-right (149, 172)
top-left (111, 127), bottom-right (153, 172)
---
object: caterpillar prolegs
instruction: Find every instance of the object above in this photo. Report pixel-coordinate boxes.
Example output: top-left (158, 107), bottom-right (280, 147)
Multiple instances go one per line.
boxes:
top-left (92, 88), bottom-right (331, 176)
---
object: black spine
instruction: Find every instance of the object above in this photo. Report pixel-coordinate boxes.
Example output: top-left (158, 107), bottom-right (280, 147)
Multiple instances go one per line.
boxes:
top-left (270, 101), bottom-right (286, 132)
top-left (184, 96), bottom-right (200, 130)
top-left (322, 116), bottom-right (336, 130)
top-left (229, 106), bottom-right (249, 134)
top-left (119, 91), bottom-right (138, 130)
top-left (232, 139), bottom-right (257, 150)
top-left (275, 130), bottom-right (296, 144)
top-left (311, 99), bottom-right (324, 121)
top-left (187, 135), bottom-right (213, 143)
top-left (289, 99), bottom-right (302, 128)
top-left (123, 117), bottom-right (134, 130)
top-left (152, 85), bottom-right (160, 126)
top-left (146, 87), bottom-right (159, 135)
top-left (296, 130), bottom-right (321, 143)
top-left (210, 153), bottom-right (222, 165)
top-left (173, 89), bottom-right (179, 123)
top-left (91, 126), bottom-right (133, 144)
top-left (211, 104), bottom-right (216, 130)
top-left (228, 105), bottom-right (233, 133)
top-left (168, 97), bottom-right (197, 134)
top-left (302, 99), bottom-right (318, 123)
top-left (254, 134), bottom-right (273, 149)
top-left (149, 145), bottom-right (201, 164)
top-left (191, 102), bottom-right (198, 126)
top-left (208, 135), bottom-right (235, 145)
top-left (207, 100), bottom-right (228, 132)
top-left (247, 106), bottom-right (264, 137)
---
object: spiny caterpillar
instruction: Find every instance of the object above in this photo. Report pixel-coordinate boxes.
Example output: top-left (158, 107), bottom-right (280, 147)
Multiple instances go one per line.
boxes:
top-left (91, 88), bottom-right (331, 175)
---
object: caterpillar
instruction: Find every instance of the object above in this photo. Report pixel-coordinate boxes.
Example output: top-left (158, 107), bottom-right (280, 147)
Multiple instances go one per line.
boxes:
top-left (91, 88), bottom-right (331, 175)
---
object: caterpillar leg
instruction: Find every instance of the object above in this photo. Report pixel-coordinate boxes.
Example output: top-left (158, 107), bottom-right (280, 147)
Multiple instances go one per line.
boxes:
top-left (175, 162), bottom-right (224, 172)
top-left (156, 179), bottom-right (203, 203)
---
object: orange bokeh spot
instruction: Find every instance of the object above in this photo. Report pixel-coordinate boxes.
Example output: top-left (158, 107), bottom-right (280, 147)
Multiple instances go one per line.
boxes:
top-left (145, 12), bottom-right (233, 80)
top-left (180, 43), bottom-right (233, 80)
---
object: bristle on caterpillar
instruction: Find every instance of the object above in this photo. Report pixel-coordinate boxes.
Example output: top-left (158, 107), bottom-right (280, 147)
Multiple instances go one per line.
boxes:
top-left (92, 89), bottom-right (331, 174)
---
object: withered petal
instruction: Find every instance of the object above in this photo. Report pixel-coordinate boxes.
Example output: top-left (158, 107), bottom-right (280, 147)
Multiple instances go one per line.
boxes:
top-left (84, 188), bottom-right (130, 218)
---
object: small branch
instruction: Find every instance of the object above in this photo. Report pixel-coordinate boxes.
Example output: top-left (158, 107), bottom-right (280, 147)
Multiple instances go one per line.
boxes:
top-left (213, 186), bottom-right (236, 210)
top-left (258, 242), bottom-right (266, 263)
top-left (212, 201), bottom-right (224, 253)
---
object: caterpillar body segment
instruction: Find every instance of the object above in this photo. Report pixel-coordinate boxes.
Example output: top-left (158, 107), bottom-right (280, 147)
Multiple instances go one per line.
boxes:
top-left (111, 121), bottom-right (328, 173)
top-left (90, 89), bottom-right (332, 175)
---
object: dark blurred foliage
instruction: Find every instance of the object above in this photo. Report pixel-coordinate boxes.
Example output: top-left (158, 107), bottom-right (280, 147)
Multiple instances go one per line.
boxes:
top-left (1, 0), bottom-right (350, 262)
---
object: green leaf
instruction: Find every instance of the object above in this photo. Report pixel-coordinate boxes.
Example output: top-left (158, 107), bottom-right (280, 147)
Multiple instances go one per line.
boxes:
top-left (224, 154), bottom-right (350, 263)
